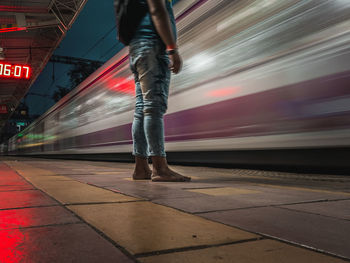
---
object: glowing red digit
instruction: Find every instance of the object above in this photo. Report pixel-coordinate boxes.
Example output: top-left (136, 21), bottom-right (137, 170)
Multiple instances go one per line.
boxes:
top-left (23, 66), bottom-right (30, 78)
top-left (4, 64), bottom-right (11, 76)
top-left (14, 66), bottom-right (21, 77)
top-left (0, 63), bottom-right (3, 75)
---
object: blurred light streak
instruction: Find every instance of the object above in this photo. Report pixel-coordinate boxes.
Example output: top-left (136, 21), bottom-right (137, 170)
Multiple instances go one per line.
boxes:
top-left (18, 142), bottom-right (45, 148)
top-left (188, 53), bottom-right (215, 73)
top-left (206, 87), bottom-right (238, 97)
top-left (0, 27), bottom-right (26, 33)
top-left (105, 77), bottom-right (135, 95)
top-left (217, 0), bottom-right (278, 32)
top-left (302, 96), bottom-right (350, 117)
top-left (86, 92), bottom-right (105, 105)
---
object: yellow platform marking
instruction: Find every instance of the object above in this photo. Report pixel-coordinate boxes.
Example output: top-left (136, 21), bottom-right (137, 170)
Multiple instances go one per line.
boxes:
top-left (67, 202), bottom-right (258, 255)
top-left (255, 183), bottom-right (350, 196)
top-left (139, 239), bottom-right (346, 263)
top-left (188, 187), bottom-right (260, 196)
top-left (38, 180), bottom-right (139, 204)
top-left (24, 176), bottom-right (76, 190)
top-left (4, 161), bottom-right (140, 204)
top-left (5, 161), bottom-right (56, 177)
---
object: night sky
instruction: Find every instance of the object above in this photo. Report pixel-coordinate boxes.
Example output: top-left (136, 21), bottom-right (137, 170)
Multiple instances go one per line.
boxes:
top-left (27, 0), bottom-right (122, 116)
top-left (26, 0), bottom-right (180, 117)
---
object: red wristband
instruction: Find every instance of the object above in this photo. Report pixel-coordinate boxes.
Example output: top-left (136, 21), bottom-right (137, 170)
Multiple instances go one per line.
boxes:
top-left (166, 44), bottom-right (177, 50)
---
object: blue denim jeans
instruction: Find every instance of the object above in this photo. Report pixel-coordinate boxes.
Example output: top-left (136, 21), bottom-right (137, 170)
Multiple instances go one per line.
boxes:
top-left (129, 40), bottom-right (170, 157)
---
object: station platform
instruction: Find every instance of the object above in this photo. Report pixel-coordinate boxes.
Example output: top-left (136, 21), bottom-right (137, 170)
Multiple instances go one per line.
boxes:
top-left (0, 157), bottom-right (349, 263)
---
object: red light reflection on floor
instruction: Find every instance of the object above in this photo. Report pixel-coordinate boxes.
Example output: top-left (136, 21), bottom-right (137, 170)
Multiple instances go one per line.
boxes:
top-left (0, 229), bottom-right (25, 262)
top-left (206, 87), bottom-right (238, 97)
top-left (105, 77), bottom-right (135, 95)
top-left (0, 210), bottom-right (30, 229)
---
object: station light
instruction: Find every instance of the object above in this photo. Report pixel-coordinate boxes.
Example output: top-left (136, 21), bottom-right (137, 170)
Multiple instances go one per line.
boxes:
top-left (0, 47), bottom-right (4, 60)
top-left (16, 122), bottom-right (26, 126)
top-left (0, 104), bottom-right (7, 114)
top-left (0, 27), bottom-right (26, 33)
top-left (0, 62), bottom-right (31, 79)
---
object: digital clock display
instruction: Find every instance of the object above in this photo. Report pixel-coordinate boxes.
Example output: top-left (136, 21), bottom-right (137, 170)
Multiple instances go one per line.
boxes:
top-left (0, 62), bottom-right (31, 79)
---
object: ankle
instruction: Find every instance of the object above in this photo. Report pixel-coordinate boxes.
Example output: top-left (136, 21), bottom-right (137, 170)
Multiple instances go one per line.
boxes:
top-left (151, 156), bottom-right (168, 171)
top-left (152, 167), bottom-right (167, 174)
top-left (135, 156), bottom-right (150, 170)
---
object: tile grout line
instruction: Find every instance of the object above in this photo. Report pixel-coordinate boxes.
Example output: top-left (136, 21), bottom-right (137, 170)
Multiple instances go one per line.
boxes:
top-left (4, 161), bottom-right (270, 261)
top-left (134, 237), bottom-right (264, 258)
top-left (274, 205), bottom-right (350, 222)
top-left (193, 214), bottom-right (350, 262)
top-left (64, 199), bottom-right (147, 206)
top-left (252, 183), bottom-right (350, 196)
top-left (255, 231), bottom-right (350, 262)
top-left (0, 204), bottom-right (62, 211)
top-left (146, 197), bottom-right (350, 262)
top-left (57, 167), bottom-right (350, 261)
top-left (3, 161), bottom-right (146, 201)
top-left (0, 221), bottom-right (83, 232)
top-left (5, 161), bottom-right (350, 262)
top-left (0, 188), bottom-right (37, 192)
top-left (62, 206), bottom-right (141, 263)
top-left (192, 198), bottom-right (350, 215)
top-left (2, 161), bottom-right (141, 263)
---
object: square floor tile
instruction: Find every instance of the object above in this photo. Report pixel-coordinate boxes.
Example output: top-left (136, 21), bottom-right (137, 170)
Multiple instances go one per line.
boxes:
top-left (139, 239), bottom-right (347, 263)
top-left (201, 207), bottom-right (350, 259)
top-left (0, 190), bottom-right (58, 209)
top-left (0, 206), bottom-right (81, 230)
top-left (0, 224), bottom-right (132, 263)
top-left (68, 202), bottom-right (258, 255)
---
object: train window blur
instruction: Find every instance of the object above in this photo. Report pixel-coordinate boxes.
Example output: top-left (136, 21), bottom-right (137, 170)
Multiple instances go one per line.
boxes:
top-left (7, 0), bottom-right (350, 155)
top-left (61, 64), bottom-right (135, 128)
top-left (170, 0), bottom-right (350, 93)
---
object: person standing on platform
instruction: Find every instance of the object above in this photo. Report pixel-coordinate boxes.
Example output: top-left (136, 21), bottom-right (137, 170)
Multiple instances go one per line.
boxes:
top-left (114, 0), bottom-right (191, 182)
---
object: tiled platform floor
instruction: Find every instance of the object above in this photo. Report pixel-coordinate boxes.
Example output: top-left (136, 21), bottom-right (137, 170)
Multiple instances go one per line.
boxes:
top-left (1, 156), bottom-right (349, 262)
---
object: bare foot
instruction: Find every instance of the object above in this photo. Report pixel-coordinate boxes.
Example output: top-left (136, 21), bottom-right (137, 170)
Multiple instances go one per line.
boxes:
top-left (133, 168), bottom-right (152, 180)
top-left (132, 167), bottom-right (152, 180)
top-left (150, 156), bottom-right (191, 182)
top-left (152, 168), bottom-right (191, 182)
top-left (133, 157), bottom-right (152, 180)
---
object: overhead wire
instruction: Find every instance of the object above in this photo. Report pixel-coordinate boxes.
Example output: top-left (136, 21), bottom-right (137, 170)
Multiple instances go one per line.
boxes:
top-left (21, 1), bottom-right (119, 118)
top-left (50, 24), bottom-right (117, 88)
top-left (81, 25), bottom-right (116, 58)
top-left (34, 15), bottom-right (119, 112)
top-left (99, 42), bottom-right (121, 60)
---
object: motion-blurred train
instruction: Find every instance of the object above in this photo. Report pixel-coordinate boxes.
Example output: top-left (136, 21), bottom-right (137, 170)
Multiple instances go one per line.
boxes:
top-left (6, 0), bottom-right (350, 171)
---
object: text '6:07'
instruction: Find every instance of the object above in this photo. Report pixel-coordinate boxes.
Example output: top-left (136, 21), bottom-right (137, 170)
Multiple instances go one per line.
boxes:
top-left (0, 63), bottom-right (31, 79)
